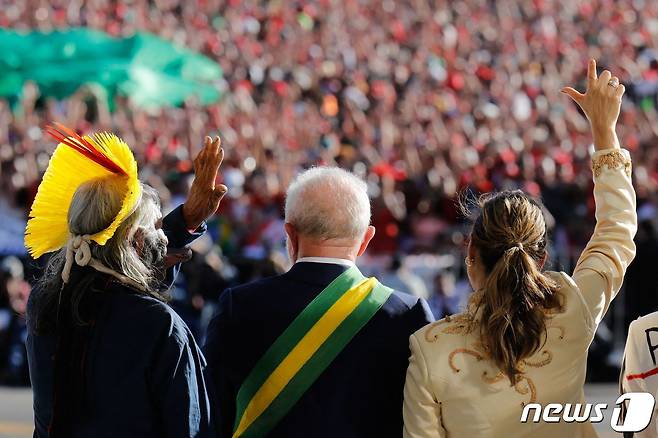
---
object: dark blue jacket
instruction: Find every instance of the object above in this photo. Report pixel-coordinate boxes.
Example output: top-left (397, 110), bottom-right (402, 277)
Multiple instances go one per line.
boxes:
top-left (27, 205), bottom-right (211, 438)
top-left (204, 261), bottom-right (434, 438)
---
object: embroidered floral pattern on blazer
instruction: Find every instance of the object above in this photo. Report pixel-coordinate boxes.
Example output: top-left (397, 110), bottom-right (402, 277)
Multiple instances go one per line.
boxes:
top-left (447, 347), bottom-right (547, 406)
top-left (592, 150), bottom-right (631, 178)
top-left (430, 315), bottom-right (565, 406)
top-left (424, 313), bottom-right (475, 342)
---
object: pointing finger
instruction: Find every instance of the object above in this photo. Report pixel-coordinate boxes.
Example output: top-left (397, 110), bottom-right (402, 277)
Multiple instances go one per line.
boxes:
top-left (587, 59), bottom-right (597, 89)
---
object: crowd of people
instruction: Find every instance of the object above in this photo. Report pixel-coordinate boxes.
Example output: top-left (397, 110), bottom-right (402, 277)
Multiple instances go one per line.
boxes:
top-left (2, 0), bottom-right (658, 385)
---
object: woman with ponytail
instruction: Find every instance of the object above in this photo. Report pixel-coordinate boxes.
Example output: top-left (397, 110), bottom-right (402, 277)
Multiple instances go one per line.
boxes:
top-left (403, 59), bottom-right (637, 437)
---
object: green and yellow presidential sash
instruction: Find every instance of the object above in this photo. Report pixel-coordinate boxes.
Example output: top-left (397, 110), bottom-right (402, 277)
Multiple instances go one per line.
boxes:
top-left (232, 266), bottom-right (393, 438)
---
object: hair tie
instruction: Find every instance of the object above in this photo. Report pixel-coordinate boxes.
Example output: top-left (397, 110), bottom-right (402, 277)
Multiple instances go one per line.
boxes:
top-left (60, 234), bottom-right (146, 291)
top-left (62, 235), bottom-right (92, 283)
top-left (507, 242), bottom-right (524, 253)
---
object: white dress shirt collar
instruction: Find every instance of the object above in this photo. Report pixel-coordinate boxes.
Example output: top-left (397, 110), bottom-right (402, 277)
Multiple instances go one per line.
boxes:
top-left (295, 256), bottom-right (355, 267)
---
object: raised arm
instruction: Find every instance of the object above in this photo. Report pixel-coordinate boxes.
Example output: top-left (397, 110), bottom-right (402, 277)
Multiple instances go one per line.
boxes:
top-left (162, 136), bottom-right (227, 285)
top-left (562, 59), bottom-right (637, 325)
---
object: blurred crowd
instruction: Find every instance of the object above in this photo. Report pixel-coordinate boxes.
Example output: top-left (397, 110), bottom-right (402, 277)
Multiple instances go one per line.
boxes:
top-left (2, 0), bottom-right (658, 384)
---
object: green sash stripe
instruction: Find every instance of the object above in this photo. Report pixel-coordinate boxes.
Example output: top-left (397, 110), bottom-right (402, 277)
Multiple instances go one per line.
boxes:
top-left (240, 281), bottom-right (393, 438)
top-left (232, 266), bottom-right (366, 432)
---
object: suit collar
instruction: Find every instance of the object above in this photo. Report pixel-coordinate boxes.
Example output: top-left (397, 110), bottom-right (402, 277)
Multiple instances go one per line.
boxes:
top-left (285, 262), bottom-right (353, 286)
top-left (295, 257), bottom-right (355, 267)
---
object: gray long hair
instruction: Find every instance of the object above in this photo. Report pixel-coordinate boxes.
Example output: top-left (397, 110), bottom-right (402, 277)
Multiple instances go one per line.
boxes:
top-left (30, 178), bottom-right (167, 334)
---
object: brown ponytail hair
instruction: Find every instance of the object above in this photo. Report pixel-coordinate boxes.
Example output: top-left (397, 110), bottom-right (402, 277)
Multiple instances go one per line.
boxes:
top-left (468, 190), bottom-right (562, 384)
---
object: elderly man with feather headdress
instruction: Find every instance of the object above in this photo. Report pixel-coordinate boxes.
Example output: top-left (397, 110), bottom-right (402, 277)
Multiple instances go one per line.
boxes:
top-left (25, 125), bottom-right (226, 438)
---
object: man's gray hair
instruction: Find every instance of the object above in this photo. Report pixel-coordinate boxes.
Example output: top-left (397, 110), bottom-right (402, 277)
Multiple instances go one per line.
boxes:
top-left (285, 167), bottom-right (371, 240)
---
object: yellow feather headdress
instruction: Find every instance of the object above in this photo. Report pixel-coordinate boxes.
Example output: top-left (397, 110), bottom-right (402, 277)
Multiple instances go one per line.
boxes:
top-left (25, 123), bottom-right (141, 259)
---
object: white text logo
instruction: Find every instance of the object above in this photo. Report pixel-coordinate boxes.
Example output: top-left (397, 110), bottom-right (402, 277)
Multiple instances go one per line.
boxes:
top-left (520, 392), bottom-right (655, 432)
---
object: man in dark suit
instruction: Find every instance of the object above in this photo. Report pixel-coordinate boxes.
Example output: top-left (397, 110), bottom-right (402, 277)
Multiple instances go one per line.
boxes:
top-left (204, 167), bottom-right (434, 438)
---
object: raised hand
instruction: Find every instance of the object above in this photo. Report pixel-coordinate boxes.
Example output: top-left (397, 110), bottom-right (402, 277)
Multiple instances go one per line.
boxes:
top-left (182, 136), bottom-right (227, 230)
top-left (561, 59), bottom-right (625, 150)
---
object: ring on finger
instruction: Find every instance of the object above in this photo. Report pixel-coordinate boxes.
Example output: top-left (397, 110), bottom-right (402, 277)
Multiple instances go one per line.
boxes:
top-left (608, 78), bottom-right (620, 88)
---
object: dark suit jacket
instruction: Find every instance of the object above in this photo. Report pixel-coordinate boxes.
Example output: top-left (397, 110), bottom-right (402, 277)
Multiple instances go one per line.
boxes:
top-left (204, 261), bottom-right (434, 438)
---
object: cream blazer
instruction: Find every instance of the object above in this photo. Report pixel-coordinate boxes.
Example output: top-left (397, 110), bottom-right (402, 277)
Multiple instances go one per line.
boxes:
top-left (403, 148), bottom-right (637, 438)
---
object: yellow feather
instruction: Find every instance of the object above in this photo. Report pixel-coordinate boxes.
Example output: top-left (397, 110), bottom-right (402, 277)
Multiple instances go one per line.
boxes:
top-left (25, 131), bottom-right (141, 258)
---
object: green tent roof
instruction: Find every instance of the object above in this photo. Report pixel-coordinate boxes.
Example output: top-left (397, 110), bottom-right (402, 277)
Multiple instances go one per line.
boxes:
top-left (0, 28), bottom-right (223, 109)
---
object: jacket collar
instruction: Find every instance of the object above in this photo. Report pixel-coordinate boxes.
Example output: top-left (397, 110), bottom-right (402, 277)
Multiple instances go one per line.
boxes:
top-left (284, 261), bottom-right (354, 286)
top-left (295, 256), bottom-right (355, 267)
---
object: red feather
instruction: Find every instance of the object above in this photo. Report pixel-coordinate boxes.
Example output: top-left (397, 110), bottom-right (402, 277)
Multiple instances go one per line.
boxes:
top-left (45, 123), bottom-right (127, 175)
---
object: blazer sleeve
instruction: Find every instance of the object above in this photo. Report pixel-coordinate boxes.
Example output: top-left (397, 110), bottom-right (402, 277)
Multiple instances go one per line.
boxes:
top-left (161, 204), bottom-right (208, 287)
top-left (403, 334), bottom-right (446, 438)
top-left (149, 314), bottom-right (213, 438)
top-left (162, 204), bottom-right (207, 249)
top-left (572, 148), bottom-right (637, 326)
top-left (203, 288), bottom-right (236, 438)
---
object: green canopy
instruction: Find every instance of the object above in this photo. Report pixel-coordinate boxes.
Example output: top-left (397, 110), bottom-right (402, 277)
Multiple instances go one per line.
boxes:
top-left (0, 28), bottom-right (223, 109)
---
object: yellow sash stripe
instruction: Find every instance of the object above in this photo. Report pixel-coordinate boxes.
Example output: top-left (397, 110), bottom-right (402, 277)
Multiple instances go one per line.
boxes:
top-left (233, 277), bottom-right (376, 438)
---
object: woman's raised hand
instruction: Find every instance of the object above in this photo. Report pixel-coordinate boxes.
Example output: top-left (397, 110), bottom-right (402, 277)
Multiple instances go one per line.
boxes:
top-left (562, 59), bottom-right (624, 151)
